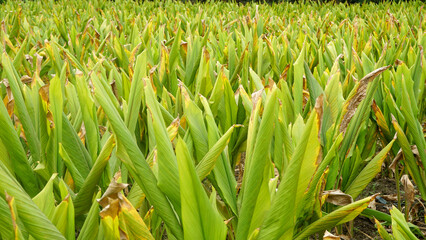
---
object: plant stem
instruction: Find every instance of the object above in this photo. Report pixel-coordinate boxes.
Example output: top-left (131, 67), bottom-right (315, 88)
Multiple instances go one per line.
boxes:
top-left (395, 163), bottom-right (401, 211)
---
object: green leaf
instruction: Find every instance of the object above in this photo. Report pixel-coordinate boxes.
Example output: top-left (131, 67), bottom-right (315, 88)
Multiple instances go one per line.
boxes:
top-left (77, 191), bottom-right (101, 240)
top-left (144, 77), bottom-right (181, 214)
top-left (32, 174), bottom-right (57, 220)
top-left (345, 139), bottom-right (395, 199)
top-left (304, 62), bottom-right (324, 105)
top-left (258, 101), bottom-right (321, 240)
top-left (92, 72), bottom-right (183, 239)
top-left (392, 119), bottom-right (426, 199)
top-left (74, 135), bottom-right (115, 216)
top-left (52, 194), bottom-right (75, 240)
top-left (59, 144), bottom-right (85, 191)
top-left (237, 87), bottom-right (277, 240)
top-left (61, 113), bottom-right (92, 177)
top-left (293, 43), bottom-right (305, 116)
top-left (375, 218), bottom-right (393, 240)
top-left (50, 75), bottom-right (64, 174)
top-left (125, 51), bottom-right (147, 134)
top-left (196, 124), bottom-right (235, 181)
top-left (0, 90), bottom-right (39, 196)
top-left (294, 196), bottom-right (376, 239)
top-left (0, 196), bottom-right (15, 239)
top-left (176, 138), bottom-right (227, 240)
top-left (0, 161), bottom-right (65, 240)
top-left (390, 207), bottom-right (418, 240)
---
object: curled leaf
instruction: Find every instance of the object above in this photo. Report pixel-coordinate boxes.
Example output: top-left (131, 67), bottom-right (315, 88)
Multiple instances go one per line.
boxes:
top-left (323, 190), bottom-right (353, 206)
top-left (389, 149), bottom-right (403, 173)
top-left (323, 230), bottom-right (340, 240)
top-left (97, 174), bottom-right (154, 240)
top-left (97, 172), bottom-right (128, 208)
top-left (340, 65), bottom-right (391, 134)
top-left (401, 175), bottom-right (415, 213)
top-left (39, 84), bottom-right (50, 104)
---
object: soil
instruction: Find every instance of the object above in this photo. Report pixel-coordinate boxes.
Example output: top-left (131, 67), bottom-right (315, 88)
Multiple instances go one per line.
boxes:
top-left (351, 217), bottom-right (381, 239)
top-left (360, 177), bottom-right (400, 197)
top-left (350, 176), bottom-right (426, 239)
top-left (337, 177), bottom-right (400, 240)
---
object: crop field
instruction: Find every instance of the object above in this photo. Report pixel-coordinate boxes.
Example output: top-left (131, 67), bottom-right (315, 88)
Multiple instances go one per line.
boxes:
top-left (0, 0), bottom-right (425, 239)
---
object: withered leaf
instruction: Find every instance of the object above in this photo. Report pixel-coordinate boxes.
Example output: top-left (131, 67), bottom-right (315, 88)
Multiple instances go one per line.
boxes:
top-left (323, 231), bottom-right (340, 240)
top-left (381, 194), bottom-right (398, 202)
top-left (339, 65), bottom-right (391, 134)
top-left (39, 84), bottom-right (50, 104)
top-left (99, 198), bottom-right (120, 219)
top-left (251, 89), bottom-right (263, 110)
top-left (98, 174), bottom-right (129, 208)
top-left (401, 174), bottom-right (415, 211)
top-left (323, 190), bottom-right (353, 206)
top-left (20, 75), bottom-right (32, 84)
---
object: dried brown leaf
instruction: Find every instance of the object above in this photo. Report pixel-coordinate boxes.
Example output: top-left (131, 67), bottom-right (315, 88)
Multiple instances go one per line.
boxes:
top-left (39, 84), bottom-right (50, 104)
top-left (99, 198), bottom-right (120, 219)
top-left (390, 146), bottom-right (421, 173)
top-left (98, 172), bottom-right (129, 208)
top-left (279, 64), bottom-right (290, 81)
top-left (315, 94), bottom-right (324, 138)
top-left (401, 174), bottom-right (415, 211)
top-left (381, 194), bottom-right (398, 202)
top-left (323, 190), bottom-right (353, 206)
top-left (251, 89), bottom-right (263, 109)
top-left (339, 65), bottom-right (391, 134)
top-left (20, 75), bottom-right (32, 84)
top-left (368, 198), bottom-right (377, 210)
top-left (389, 149), bottom-right (403, 173)
top-left (180, 41), bottom-right (188, 54)
top-left (168, 117), bottom-right (180, 142)
top-left (323, 230), bottom-right (340, 240)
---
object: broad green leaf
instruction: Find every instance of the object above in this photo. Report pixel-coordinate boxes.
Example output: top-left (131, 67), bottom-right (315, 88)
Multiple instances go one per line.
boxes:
top-left (125, 51), bottom-right (146, 134)
top-left (375, 218), bottom-right (393, 240)
top-left (4, 194), bottom-right (25, 240)
top-left (390, 207), bottom-right (418, 240)
top-left (294, 196), bottom-right (375, 239)
top-left (176, 138), bottom-right (227, 240)
top-left (59, 144), bottom-right (84, 191)
top-left (258, 101), bottom-right (321, 240)
top-left (144, 77), bottom-right (181, 214)
top-left (199, 95), bottom-right (238, 215)
top-left (74, 135), bottom-right (114, 215)
top-left (237, 87), bottom-right (277, 240)
top-left (0, 93), bottom-right (38, 196)
top-left (77, 191), bottom-right (102, 240)
top-left (75, 74), bottom-right (100, 163)
top-left (293, 43), bottom-right (305, 116)
top-left (345, 139), bottom-right (395, 199)
top-left (61, 113), bottom-right (92, 176)
top-left (304, 62), bottom-right (324, 105)
top-left (196, 125), bottom-right (236, 180)
top-left (392, 119), bottom-right (426, 199)
top-left (50, 75), bottom-right (63, 174)
top-left (0, 161), bottom-right (65, 240)
top-left (51, 194), bottom-right (75, 240)
top-left (32, 174), bottom-right (57, 220)
top-left (92, 72), bottom-right (183, 239)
